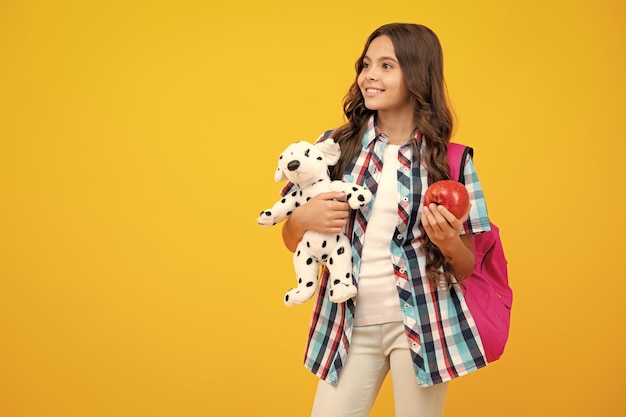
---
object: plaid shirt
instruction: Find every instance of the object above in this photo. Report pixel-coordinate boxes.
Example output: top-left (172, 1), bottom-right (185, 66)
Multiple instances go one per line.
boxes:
top-left (282, 116), bottom-right (492, 387)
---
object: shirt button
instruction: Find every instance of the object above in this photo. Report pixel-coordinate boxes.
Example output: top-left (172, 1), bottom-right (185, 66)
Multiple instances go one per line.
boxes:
top-left (401, 167), bottom-right (409, 173)
top-left (399, 268), bottom-right (406, 274)
top-left (402, 197), bottom-right (408, 202)
top-left (404, 303), bottom-right (410, 309)
top-left (396, 233), bottom-right (403, 240)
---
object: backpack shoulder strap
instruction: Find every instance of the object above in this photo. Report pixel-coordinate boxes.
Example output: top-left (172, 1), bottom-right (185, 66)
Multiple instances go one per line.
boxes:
top-left (448, 142), bottom-right (474, 184)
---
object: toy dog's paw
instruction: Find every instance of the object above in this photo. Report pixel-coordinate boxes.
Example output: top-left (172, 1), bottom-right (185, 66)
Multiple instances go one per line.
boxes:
top-left (345, 187), bottom-right (372, 209)
top-left (329, 283), bottom-right (357, 303)
top-left (257, 210), bottom-right (277, 227)
top-left (284, 285), bottom-right (316, 307)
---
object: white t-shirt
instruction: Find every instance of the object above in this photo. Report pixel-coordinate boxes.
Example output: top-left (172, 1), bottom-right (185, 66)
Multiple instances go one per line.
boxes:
top-left (354, 144), bottom-right (404, 327)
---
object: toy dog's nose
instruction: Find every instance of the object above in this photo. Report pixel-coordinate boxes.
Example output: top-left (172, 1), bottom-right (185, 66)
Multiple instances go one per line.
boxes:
top-left (287, 160), bottom-right (300, 171)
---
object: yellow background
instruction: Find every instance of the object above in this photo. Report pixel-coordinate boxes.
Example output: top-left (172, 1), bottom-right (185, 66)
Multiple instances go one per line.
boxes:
top-left (1, 0), bottom-right (624, 416)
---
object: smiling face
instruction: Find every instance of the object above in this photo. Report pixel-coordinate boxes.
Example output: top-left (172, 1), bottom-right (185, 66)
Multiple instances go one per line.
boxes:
top-left (357, 35), bottom-right (412, 115)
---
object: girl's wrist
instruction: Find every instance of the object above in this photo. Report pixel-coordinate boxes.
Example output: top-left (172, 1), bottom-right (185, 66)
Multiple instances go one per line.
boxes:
top-left (438, 235), bottom-right (466, 259)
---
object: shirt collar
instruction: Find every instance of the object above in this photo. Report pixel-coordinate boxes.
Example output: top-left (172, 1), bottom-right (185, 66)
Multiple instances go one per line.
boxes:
top-left (363, 114), bottom-right (422, 148)
top-left (362, 115), bottom-right (379, 148)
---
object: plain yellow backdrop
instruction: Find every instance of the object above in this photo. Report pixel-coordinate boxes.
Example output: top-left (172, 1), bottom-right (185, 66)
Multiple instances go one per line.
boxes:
top-left (1, 0), bottom-right (625, 416)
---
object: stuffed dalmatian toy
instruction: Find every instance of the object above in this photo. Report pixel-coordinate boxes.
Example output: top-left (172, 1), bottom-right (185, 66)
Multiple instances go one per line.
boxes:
top-left (257, 138), bottom-right (372, 306)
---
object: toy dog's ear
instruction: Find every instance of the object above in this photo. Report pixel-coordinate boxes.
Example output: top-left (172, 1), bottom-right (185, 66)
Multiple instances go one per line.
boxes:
top-left (316, 139), bottom-right (341, 166)
top-left (274, 166), bottom-right (287, 182)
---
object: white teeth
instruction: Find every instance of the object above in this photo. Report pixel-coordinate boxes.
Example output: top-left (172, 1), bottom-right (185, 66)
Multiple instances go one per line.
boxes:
top-left (366, 88), bottom-right (382, 94)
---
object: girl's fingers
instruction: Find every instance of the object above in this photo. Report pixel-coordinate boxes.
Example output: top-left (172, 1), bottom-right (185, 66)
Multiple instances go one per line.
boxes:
top-left (423, 204), bottom-right (443, 227)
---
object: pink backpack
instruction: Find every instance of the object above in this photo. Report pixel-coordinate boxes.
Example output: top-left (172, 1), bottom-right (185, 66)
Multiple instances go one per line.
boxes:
top-left (447, 143), bottom-right (513, 363)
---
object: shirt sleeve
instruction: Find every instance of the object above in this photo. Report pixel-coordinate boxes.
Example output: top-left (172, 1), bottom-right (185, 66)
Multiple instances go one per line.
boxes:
top-left (280, 181), bottom-right (296, 197)
top-left (461, 154), bottom-right (492, 234)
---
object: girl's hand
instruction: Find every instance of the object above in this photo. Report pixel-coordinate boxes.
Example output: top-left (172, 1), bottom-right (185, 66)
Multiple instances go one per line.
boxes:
top-left (291, 191), bottom-right (350, 234)
top-left (421, 203), bottom-right (470, 251)
top-left (282, 192), bottom-right (350, 252)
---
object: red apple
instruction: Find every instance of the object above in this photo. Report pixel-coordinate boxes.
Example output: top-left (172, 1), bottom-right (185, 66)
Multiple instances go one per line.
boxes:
top-left (424, 180), bottom-right (470, 219)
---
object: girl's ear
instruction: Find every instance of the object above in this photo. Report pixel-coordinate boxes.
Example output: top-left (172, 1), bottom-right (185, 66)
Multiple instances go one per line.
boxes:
top-left (316, 139), bottom-right (341, 166)
top-left (274, 166), bottom-right (287, 182)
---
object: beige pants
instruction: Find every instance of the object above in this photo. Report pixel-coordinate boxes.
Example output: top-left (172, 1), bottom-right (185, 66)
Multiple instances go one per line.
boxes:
top-left (310, 321), bottom-right (448, 417)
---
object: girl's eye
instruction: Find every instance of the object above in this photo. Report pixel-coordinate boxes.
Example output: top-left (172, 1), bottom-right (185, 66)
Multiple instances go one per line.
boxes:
top-left (383, 63), bottom-right (393, 69)
top-left (362, 62), bottom-right (370, 69)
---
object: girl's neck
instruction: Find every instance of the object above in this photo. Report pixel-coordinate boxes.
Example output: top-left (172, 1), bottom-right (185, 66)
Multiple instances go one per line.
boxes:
top-left (376, 111), bottom-right (416, 145)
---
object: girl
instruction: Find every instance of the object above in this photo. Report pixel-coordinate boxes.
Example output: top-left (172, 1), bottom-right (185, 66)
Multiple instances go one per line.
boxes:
top-left (281, 23), bottom-right (491, 417)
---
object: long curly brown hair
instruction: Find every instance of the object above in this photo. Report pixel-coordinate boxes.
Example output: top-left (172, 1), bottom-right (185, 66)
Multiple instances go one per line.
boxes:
top-left (329, 23), bottom-right (456, 285)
